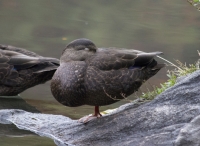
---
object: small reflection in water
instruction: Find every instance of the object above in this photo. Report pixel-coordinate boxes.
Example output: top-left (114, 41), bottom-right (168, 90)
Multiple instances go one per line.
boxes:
top-left (0, 96), bottom-right (39, 111)
top-left (0, 96), bottom-right (55, 146)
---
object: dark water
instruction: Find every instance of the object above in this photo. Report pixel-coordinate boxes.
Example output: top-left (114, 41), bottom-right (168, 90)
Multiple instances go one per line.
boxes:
top-left (0, 0), bottom-right (200, 145)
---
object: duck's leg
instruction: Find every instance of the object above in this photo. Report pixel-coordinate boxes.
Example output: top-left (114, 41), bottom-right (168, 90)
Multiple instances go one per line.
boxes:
top-left (94, 106), bottom-right (102, 116)
top-left (78, 106), bottom-right (102, 123)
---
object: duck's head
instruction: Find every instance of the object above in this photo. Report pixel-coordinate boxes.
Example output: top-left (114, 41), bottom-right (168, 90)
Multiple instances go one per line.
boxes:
top-left (61, 38), bottom-right (97, 63)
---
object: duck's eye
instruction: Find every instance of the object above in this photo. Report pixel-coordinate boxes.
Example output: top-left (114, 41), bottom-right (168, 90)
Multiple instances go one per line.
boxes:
top-left (84, 48), bottom-right (89, 51)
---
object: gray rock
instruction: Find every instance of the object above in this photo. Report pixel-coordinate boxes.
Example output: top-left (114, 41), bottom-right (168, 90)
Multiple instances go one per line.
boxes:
top-left (0, 96), bottom-right (38, 136)
top-left (176, 75), bottom-right (187, 83)
top-left (0, 70), bottom-right (200, 146)
top-left (175, 115), bottom-right (200, 146)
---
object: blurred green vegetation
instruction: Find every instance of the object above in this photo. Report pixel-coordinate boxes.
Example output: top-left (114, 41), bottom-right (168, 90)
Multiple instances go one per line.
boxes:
top-left (142, 60), bottom-right (200, 100)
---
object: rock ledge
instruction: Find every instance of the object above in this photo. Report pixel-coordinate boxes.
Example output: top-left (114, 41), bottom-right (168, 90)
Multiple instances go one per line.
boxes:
top-left (1, 70), bottom-right (200, 146)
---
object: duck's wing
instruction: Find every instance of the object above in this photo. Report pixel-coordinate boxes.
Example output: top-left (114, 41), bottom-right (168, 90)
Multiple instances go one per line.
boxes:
top-left (0, 45), bottom-right (59, 86)
top-left (0, 51), bottom-right (23, 86)
top-left (85, 48), bottom-right (164, 103)
top-left (0, 44), bottom-right (41, 57)
top-left (88, 48), bottom-right (162, 70)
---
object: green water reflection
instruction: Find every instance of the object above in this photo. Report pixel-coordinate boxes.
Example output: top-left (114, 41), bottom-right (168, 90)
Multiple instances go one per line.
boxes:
top-left (0, 136), bottom-right (56, 146)
top-left (0, 0), bottom-right (200, 145)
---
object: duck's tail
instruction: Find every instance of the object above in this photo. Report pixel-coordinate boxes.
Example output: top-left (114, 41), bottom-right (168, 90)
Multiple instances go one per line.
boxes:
top-left (33, 57), bottom-right (60, 73)
top-left (134, 51), bottom-right (163, 66)
top-left (142, 59), bottom-right (165, 81)
top-left (39, 57), bottom-right (60, 65)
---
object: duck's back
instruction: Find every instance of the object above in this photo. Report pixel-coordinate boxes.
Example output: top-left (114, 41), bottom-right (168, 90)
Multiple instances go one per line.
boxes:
top-left (0, 44), bottom-right (59, 96)
top-left (84, 48), bottom-right (163, 105)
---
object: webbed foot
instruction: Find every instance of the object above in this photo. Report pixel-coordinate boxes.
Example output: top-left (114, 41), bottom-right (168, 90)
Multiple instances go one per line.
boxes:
top-left (78, 106), bottom-right (102, 123)
top-left (78, 113), bottom-right (102, 123)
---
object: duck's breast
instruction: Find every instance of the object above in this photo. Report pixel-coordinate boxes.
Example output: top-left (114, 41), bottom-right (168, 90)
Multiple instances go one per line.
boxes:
top-left (51, 61), bottom-right (87, 107)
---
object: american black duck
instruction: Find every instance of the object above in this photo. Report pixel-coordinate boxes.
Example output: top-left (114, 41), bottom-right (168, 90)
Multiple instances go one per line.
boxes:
top-left (0, 44), bottom-right (59, 96)
top-left (51, 38), bottom-right (165, 123)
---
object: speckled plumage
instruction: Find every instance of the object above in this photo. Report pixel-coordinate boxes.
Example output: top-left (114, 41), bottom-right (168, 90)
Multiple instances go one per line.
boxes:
top-left (51, 39), bottom-right (164, 108)
top-left (0, 44), bottom-right (59, 96)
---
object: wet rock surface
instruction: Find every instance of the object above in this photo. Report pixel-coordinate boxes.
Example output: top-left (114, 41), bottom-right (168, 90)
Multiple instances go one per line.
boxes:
top-left (0, 70), bottom-right (200, 146)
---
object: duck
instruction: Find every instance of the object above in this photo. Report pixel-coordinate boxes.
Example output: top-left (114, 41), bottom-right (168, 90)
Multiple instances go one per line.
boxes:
top-left (50, 38), bottom-right (165, 123)
top-left (0, 44), bottom-right (59, 96)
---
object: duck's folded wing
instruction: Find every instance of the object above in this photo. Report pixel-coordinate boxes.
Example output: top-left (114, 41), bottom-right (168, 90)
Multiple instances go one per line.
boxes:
top-left (0, 44), bottom-right (40, 57)
top-left (85, 49), bottom-right (164, 101)
top-left (0, 44), bottom-right (59, 70)
top-left (0, 63), bottom-right (22, 87)
top-left (0, 50), bottom-right (40, 86)
top-left (0, 50), bottom-right (58, 86)
top-left (88, 48), bottom-right (162, 70)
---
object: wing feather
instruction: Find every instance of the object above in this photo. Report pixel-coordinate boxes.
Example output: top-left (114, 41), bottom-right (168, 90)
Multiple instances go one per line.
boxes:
top-left (87, 48), bottom-right (137, 70)
top-left (0, 45), bottom-right (59, 86)
top-left (88, 48), bottom-right (162, 71)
